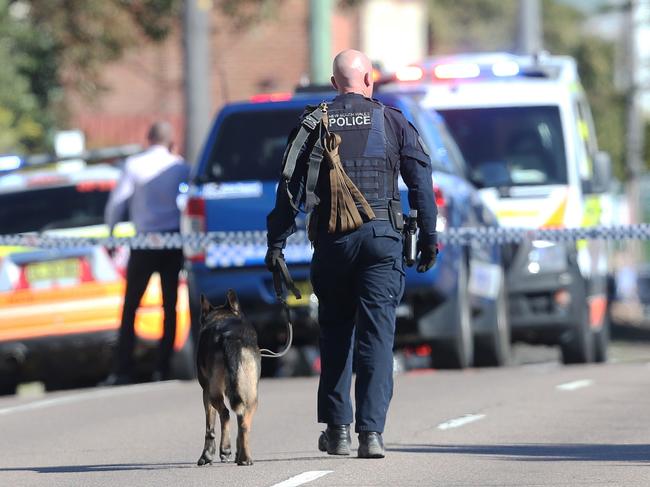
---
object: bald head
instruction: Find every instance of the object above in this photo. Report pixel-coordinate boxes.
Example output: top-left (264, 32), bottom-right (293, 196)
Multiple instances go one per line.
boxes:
top-left (147, 121), bottom-right (174, 148)
top-left (331, 49), bottom-right (374, 97)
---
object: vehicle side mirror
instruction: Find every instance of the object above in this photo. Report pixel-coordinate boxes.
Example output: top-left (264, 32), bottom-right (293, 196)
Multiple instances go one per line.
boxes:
top-left (472, 160), bottom-right (511, 188)
top-left (589, 151), bottom-right (612, 194)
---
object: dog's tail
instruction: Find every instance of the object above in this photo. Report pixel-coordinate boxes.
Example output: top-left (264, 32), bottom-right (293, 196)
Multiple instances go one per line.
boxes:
top-left (221, 336), bottom-right (240, 404)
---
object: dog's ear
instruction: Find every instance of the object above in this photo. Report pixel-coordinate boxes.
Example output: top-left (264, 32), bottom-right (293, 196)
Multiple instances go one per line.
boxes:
top-left (226, 289), bottom-right (241, 315)
top-left (200, 294), bottom-right (212, 316)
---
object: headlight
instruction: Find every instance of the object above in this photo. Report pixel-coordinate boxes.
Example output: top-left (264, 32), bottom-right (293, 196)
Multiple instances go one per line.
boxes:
top-left (527, 240), bottom-right (567, 274)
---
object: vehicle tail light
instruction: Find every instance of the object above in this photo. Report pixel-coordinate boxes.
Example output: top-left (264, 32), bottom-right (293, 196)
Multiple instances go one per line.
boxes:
top-left (79, 258), bottom-right (94, 282)
top-left (433, 185), bottom-right (447, 249)
top-left (182, 196), bottom-right (206, 263)
top-left (15, 267), bottom-right (29, 290)
top-left (434, 185), bottom-right (447, 215)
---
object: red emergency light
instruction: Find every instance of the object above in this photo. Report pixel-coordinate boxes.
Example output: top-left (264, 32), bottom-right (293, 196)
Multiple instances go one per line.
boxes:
top-left (249, 92), bottom-right (292, 103)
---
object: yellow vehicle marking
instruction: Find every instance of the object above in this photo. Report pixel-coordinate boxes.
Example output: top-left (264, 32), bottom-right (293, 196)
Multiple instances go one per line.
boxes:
top-left (542, 193), bottom-right (568, 228)
top-left (287, 281), bottom-right (314, 307)
top-left (496, 209), bottom-right (539, 219)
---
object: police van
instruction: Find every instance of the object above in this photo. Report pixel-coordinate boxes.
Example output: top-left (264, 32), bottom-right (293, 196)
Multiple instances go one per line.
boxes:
top-left (384, 52), bottom-right (613, 363)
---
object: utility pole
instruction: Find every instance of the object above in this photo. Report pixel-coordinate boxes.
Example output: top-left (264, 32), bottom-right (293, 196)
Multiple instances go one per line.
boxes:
top-left (625, 0), bottom-right (645, 184)
top-left (516, 0), bottom-right (542, 55)
top-left (621, 0), bottom-right (648, 266)
top-left (183, 0), bottom-right (212, 165)
top-left (309, 0), bottom-right (332, 85)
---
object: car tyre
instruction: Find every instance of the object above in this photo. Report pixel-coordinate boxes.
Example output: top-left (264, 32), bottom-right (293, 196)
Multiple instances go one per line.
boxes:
top-left (560, 299), bottom-right (594, 364)
top-left (474, 269), bottom-right (511, 367)
top-left (431, 259), bottom-right (473, 369)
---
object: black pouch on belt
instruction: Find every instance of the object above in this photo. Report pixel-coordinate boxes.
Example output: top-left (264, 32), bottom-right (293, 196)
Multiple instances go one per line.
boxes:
top-left (388, 199), bottom-right (404, 232)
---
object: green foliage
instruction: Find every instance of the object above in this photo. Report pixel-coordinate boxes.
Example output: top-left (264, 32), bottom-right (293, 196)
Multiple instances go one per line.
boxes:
top-left (542, 0), bottom-right (626, 180)
top-left (0, 0), bottom-right (181, 153)
top-left (0, 0), bottom-right (46, 152)
top-left (428, 0), bottom-right (517, 53)
top-left (25, 0), bottom-right (181, 97)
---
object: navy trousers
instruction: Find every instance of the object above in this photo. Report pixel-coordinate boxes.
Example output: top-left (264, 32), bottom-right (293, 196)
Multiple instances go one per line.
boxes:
top-left (311, 219), bottom-right (405, 433)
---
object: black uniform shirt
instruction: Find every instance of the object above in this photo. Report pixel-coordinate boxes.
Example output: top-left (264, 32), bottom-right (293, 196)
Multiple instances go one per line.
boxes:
top-left (267, 93), bottom-right (438, 250)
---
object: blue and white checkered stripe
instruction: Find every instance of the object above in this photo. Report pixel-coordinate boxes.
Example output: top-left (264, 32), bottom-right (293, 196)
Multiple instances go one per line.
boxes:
top-left (204, 231), bottom-right (313, 268)
top-left (2, 224), bottom-right (650, 268)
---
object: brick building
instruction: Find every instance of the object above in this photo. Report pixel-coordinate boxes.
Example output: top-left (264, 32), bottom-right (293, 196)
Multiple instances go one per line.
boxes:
top-left (66, 0), bottom-right (428, 156)
top-left (67, 0), bottom-right (359, 154)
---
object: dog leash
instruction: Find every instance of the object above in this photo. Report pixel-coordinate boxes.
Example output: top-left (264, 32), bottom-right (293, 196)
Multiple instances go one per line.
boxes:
top-left (259, 259), bottom-right (302, 358)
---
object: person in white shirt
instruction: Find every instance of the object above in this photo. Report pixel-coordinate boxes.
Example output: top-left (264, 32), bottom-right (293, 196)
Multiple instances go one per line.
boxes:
top-left (102, 121), bottom-right (190, 385)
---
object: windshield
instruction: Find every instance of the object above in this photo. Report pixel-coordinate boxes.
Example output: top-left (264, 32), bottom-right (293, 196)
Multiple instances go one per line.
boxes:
top-left (206, 108), bottom-right (303, 182)
top-left (0, 185), bottom-right (110, 234)
top-left (437, 106), bottom-right (567, 186)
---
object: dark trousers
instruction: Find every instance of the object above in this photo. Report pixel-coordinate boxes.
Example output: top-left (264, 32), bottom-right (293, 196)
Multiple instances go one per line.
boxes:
top-left (116, 248), bottom-right (184, 377)
top-left (311, 220), bottom-right (405, 433)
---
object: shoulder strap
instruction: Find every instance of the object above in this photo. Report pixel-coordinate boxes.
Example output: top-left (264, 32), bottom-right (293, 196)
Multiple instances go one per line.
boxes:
top-left (281, 104), bottom-right (327, 182)
top-left (282, 103), bottom-right (328, 212)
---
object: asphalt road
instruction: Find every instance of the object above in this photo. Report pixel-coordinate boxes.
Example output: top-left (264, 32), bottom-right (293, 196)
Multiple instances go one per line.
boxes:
top-left (1, 341), bottom-right (650, 487)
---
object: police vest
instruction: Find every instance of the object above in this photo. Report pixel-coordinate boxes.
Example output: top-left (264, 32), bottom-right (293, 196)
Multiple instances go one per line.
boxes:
top-left (326, 97), bottom-right (399, 209)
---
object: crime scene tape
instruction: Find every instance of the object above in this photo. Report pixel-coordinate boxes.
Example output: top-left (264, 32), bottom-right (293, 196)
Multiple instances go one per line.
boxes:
top-left (1, 224), bottom-right (650, 250)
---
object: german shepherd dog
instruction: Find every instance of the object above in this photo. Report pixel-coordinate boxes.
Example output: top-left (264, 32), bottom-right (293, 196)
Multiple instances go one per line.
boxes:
top-left (196, 290), bottom-right (261, 466)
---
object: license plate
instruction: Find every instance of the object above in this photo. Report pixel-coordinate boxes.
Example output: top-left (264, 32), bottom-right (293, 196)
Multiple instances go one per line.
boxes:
top-left (25, 259), bottom-right (80, 284)
top-left (286, 281), bottom-right (314, 307)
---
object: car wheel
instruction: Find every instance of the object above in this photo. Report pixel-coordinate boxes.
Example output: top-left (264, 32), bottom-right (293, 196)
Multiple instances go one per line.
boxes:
top-left (560, 299), bottom-right (594, 364)
top-left (474, 269), bottom-right (511, 367)
top-left (431, 259), bottom-right (474, 369)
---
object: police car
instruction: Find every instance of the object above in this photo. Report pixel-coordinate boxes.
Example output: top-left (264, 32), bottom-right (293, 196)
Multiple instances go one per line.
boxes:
top-left (182, 88), bottom-right (509, 373)
top-left (0, 157), bottom-right (194, 394)
top-left (382, 52), bottom-right (614, 363)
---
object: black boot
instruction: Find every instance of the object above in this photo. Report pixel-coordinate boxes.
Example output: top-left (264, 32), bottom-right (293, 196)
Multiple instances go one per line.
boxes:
top-left (318, 424), bottom-right (351, 455)
top-left (358, 432), bottom-right (385, 458)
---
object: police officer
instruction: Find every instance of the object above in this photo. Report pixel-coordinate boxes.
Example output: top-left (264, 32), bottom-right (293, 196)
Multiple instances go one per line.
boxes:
top-left (265, 49), bottom-right (438, 458)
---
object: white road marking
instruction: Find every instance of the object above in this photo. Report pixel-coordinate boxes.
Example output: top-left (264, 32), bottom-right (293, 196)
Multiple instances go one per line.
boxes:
top-left (269, 470), bottom-right (333, 487)
top-left (555, 379), bottom-right (594, 391)
top-left (0, 381), bottom-right (178, 416)
top-left (437, 414), bottom-right (486, 430)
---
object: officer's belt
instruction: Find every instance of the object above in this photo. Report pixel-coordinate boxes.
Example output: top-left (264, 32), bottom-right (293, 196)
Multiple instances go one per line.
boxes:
top-left (365, 208), bottom-right (389, 221)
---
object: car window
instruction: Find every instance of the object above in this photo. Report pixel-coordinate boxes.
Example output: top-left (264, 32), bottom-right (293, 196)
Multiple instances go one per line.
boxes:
top-left (412, 109), bottom-right (454, 173)
top-left (436, 119), bottom-right (469, 177)
top-left (438, 106), bottom-right (568, 186)
top-left (0, 184), bottom-right (110, 234)
top-left (205, 109), bottom-right (303, 182)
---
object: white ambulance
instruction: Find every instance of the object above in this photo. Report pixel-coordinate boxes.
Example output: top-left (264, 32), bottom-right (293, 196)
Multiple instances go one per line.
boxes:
top-left (385, 52), bottom-right (613, 363)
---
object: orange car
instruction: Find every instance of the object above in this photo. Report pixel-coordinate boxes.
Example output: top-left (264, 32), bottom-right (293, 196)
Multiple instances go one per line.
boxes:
top-left (0, 163), bottom-right (193, 395)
